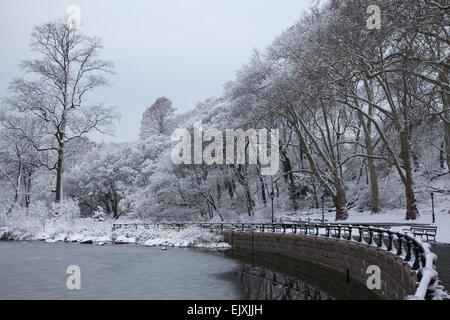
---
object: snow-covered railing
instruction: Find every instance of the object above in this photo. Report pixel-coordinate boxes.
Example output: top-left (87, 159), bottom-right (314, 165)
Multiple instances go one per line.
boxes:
top-left (225, 222), bottom-right (445, 300)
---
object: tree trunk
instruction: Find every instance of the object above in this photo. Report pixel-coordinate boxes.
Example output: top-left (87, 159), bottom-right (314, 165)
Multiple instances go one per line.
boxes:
top-left (368, 159), bottom-right (380, 213)
top-left (400, 130), bottom-right (419, 220)
top-left (225, 179), bottom-right (234, 200)
top-left (360, 119), bottom-right (380, 213)
top-left (281, 150), bottom-right (298, 210)
top-left (55, 146), bottom-right (64, 203)
top-left (7, 184), bottom-right (20, 215)
top-left (300, 147), bottom-right (304, 169)
top-left (438, 66), bottom-right (450, 172)
top-left (312, 183), bottom-right (319, 209)
top-left (103, 195), bottom-right (111, 214)
top-left (6, 163), bottom-right (21, 215)
top-left (260, 177), bottom-right (267, 207)
top-left (244, 183), bottom-right (253, 217)
top-left (444, 120), bottom-right (450, 172)
top-left (405, 180), bottom-right (419, 220)
top-left (275, 181), bottom-right (279, 198)
top-left (217, 182), bottom-right (221, 201)
top-left (360, 82), bottom-right (380, 213)
top-left (234, 165), bottom-right (254, 216)
top-left (24, 171), bottom-right (32, 208)
top-left (334, 183), bottom-right (348, 220)
top-left (400, 71), bottom-right (419, 220)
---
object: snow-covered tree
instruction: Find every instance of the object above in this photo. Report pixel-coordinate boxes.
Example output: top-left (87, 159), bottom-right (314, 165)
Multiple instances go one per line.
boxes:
top-left (140, 97), bottom-right (176, 139)
top-left (1, 20), bottom-right (118, 203)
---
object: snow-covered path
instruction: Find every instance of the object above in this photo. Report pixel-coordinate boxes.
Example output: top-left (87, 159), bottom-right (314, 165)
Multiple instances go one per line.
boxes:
top-left (432, 244), bottom-right (450, 294)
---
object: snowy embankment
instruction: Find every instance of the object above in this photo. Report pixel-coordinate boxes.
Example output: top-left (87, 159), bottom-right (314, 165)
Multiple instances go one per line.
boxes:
top-left (112, 225), bottom-right (230, 248)
top-left (0, 214), bottom-right (230, 248)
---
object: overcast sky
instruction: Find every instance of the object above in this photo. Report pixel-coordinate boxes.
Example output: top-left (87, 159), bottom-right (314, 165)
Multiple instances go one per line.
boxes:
top-left (0, 0), bottom-right (312, 142)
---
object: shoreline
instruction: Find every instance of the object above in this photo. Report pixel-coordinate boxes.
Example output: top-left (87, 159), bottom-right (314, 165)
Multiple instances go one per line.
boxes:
top-left (0, 223), bottom-right (231, 249)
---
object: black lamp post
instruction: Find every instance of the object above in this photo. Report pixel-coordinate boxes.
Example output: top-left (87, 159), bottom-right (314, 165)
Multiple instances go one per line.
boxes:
top-left (321, 196), bottom-right (325, 222)
top-left (270, 191), bottom-right (274, 223)
top-left (430, 192), bottom-right (435, 223)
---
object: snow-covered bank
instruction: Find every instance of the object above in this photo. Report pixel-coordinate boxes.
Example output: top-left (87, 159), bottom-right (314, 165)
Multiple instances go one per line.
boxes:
top-left (112, 225), bottom-right (230, 248)
top-left (0, 214), bottom-right (230, 248)
top-left (0, 216), bottom-right (111, 242)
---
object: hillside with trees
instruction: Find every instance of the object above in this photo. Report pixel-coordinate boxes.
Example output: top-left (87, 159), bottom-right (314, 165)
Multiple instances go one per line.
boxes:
top-left (0, 0), bottom-right (448, 226)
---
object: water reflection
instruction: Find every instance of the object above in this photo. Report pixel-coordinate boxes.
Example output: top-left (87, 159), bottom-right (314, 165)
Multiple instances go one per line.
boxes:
top-left (235, 265), bottom-right (333, 300)
top-left (226, 248), bottom-right (380, 300)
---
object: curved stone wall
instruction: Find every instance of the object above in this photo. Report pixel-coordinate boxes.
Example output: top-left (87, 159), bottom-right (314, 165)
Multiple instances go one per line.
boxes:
top-left (222, 231), bottom-right (418, 300)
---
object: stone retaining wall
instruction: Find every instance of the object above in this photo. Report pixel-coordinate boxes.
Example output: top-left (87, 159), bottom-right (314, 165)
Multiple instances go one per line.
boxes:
top-left (223, 231), bottom-right (418, 300)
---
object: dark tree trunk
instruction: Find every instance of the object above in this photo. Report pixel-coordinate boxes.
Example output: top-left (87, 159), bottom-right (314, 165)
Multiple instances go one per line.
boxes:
top-left (55, 146), bottom-right (64, 203)
top-left (103, 195), bottom-right (111, 214)
top-left (401, 71), bottom-right (419, 220)
top-left (281, 150), bottom-right (298, 210)
top-left (225, 179), bottom-right (234, 200)
top-left (260, 177), bottom-right (267, 207)
top-left (334, 183), bottom-right (348, 221)
top-left (312, 183), bottom-right (319, 209)
top-left (217, 182), bottom-right (221, 201)
top-left (400, 130), bottom-right (419, 220)
top-left (275, 181), bottom-right (279, 198)
top-left (234, 165), bottom-right (254, 216)
top-left (23, 171), bottom-right (32, 208)
top-left (438, 66), bottom-right (450, 172)
top-left (244, 183), bottom-right (253, 217)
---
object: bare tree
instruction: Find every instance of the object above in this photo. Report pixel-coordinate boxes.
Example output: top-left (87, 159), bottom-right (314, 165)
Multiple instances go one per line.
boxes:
top-left (0, 114), bottom-right (44, 212)
top-left (1, 20), bottom-right (118, 203)
top-left (140, 97), bottom-right (176, 138)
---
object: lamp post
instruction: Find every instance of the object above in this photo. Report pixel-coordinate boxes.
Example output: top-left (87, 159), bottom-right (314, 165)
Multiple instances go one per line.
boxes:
top-left (430, 192), bottom-right (435, 223)
top-left (321, 196), bottom-right (325, 222)
top-left (270, 191), bottom-right (274, 223)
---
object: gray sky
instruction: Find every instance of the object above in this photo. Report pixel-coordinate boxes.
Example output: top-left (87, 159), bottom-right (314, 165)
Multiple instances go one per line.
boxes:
top-left (0, 0), bottom-right (312, 142)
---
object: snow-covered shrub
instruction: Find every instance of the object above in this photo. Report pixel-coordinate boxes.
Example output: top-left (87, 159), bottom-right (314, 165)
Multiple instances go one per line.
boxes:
top-left (0, 183), bottom-right (15, 216)
top-left (49, 198), bottom-right (80, 217)
top-left (31, 200), bottom-right (52, 232)
top-left (92, 206), bottom-right (107, 221)
top-left (0, 200), bottom-right (48, 239)
top-left (119, 187), bottom-right (159, 220)
top-left (0, 198), bottom-right (112, 242)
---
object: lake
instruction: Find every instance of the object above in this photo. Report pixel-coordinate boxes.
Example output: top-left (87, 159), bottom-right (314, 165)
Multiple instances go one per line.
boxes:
top-left (0, 241), bottom-right (367, 300)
